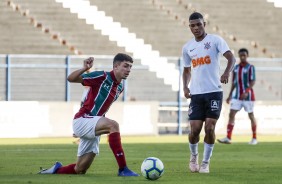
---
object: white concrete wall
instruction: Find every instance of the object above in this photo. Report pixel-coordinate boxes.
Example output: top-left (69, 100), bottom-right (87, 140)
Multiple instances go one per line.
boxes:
top-left (0, 101), bottom-right (281, 138)
top-left (0, 101), bottom-right (159, 138)
top-left (216, 101), bottom-right (282, 135)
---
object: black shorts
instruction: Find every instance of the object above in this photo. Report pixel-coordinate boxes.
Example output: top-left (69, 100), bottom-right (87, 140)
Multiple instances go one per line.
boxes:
top-left (188, 91), bottom-right (223, 121)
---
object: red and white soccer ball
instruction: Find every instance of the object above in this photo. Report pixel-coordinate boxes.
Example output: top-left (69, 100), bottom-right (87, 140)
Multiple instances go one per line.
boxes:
top-left (141, 157), bottom-right (164, 180)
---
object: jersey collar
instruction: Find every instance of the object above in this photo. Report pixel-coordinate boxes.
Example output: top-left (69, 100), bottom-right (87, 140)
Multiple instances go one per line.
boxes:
top-left (110, 70), bottom-right (120, 84)
top-left (239, 61), bottom-right (249, 67)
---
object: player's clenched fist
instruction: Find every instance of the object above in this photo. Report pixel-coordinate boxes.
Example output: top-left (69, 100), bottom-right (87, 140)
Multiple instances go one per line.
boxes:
top-left (84, 57), bottom-right (94, 70)
top-left (183, 87), bottom-right (191, 99)
top-left (220, 72), bottom-right (230, 84)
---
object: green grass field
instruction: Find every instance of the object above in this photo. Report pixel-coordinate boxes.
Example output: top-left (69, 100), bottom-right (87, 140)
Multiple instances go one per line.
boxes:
top-left (0, 135), bottom-right (281, 184)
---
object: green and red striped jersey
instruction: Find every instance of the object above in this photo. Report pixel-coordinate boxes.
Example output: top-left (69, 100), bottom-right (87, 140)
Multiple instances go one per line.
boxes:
top-left (231, 63), bottom-right (256, 101)
top-left (74, 70), bottom-right (123, 119)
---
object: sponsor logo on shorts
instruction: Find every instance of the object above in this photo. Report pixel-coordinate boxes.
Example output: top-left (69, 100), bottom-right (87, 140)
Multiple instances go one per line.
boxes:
top-left (211, 100), bottom-right (219, 111)
top-left (188, 107), bottom-right (193, 115)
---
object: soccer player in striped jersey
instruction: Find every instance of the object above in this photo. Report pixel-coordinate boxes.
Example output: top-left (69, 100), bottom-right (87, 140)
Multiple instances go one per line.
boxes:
top-left (217, 48), bottom-right (258, 145)
top-left (39, 53), bottom-right (139, 176)
top-left (182, 12), bottom-right (236, 174)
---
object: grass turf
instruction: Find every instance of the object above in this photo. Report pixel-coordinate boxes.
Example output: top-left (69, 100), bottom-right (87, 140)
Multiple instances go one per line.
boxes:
top-left (0, 135), bottom-right (281, 184)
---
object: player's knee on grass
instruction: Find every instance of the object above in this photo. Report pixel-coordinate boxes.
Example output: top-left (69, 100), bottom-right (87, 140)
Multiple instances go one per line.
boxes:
top-left (75, 165), bottom-right (88, 174)
top-left (76, 169), bottom-right (87, 174)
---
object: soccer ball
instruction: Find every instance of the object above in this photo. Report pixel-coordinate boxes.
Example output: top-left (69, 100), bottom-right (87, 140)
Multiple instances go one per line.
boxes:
top-left (141, 157), bottom-right (164, 180)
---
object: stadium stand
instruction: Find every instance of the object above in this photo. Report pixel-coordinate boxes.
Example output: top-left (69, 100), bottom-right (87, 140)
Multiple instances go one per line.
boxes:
top-left (0, 0), bottom-right (281, 133)
top-left (0, 1), bottom-right (71, 54)
top-left (1, 0), bottom-right (281, 97)
top-left (182, 0), bottom-right (282, 58)
top-left (90, 0), bottom-right (282, 58)
top-left (2, 0), bottom-right (282, 58)
top-left (9, 0), bottom-right (126, 55)
top-left (89, 0), bottom-right (190, 57)
top-left (267, 0), bottom-right (282, 8)
top-left (0, 55), bottom-right (184, 102)
top-left (1, 0), bottom-right (181, 103)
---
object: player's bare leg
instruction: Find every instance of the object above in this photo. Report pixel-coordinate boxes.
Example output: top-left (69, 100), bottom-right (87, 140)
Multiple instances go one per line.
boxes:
top-left (75, 153), bottom-right (96, 174)
top-left (199, 118), bottom-right (217, 173)
top-left (203, 118), bottom-right (217, 144)
top-left (248, 112), bottom-right (258, 145)
top-left (188, 120), bottom-right (204, 173)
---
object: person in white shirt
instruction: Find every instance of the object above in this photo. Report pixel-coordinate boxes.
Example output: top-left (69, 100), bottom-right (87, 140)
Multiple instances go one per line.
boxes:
top-left (182, 12), bottom-right (235, 173)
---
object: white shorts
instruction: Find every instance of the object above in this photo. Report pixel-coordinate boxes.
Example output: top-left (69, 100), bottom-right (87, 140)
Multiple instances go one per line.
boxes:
top-left (73, 116), bottom-right (102, 156)
top-left (230, 99), bottom-right (254, 113)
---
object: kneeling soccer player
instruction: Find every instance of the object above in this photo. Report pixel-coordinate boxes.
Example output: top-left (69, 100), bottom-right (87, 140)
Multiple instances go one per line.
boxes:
top-left (38, 54), bottom-right (139, 176)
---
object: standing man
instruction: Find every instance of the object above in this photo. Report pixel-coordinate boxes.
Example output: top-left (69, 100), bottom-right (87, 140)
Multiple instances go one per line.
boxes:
top-left (39, 53), bottom-right (139, 176)
top-left (217, 48), bottom-right (257, 145)
top-left (182, 12), bottom-right (235, 173)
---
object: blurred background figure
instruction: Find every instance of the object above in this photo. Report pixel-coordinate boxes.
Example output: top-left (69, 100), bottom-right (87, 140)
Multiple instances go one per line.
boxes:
top-left (217, 48), bottom-right (257, 145)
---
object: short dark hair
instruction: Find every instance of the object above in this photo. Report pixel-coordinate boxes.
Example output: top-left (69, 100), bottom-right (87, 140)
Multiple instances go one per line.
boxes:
top-left (238, 48), bottom-right (249, 55)
top-left (113, 53), bottom-right (133, 64)
top-left (189, 12), bottom-right (204, 21)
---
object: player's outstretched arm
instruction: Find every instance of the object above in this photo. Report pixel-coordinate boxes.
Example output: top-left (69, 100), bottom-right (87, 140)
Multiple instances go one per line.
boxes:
top-left (67, 57), bottom-right (94, 83)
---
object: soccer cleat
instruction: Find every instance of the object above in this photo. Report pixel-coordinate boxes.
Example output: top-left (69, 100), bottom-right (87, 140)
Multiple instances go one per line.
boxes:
top-left (199, 162), bottom-right (209, 173)
top-left (38, 161), bottom-right (63, 174)
top-left (248, 138), bottom-right (258, 145)
top-left (217, 137), bottom-right (231, 144)
top-left (118, 166), bottom-right (139, 176)
top-left (189, 154), bottom-right (199, 173)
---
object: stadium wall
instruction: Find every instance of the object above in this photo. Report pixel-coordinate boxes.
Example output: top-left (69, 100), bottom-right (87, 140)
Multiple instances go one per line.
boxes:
top-left (217, 101), bottom-right (282, 136)
top-left (0, 101), bottom-right (159, 138)
top-left (0, 101), bottom-right (281, 138)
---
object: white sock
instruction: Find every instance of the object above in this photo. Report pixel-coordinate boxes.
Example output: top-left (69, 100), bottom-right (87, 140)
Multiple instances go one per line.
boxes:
top-left (189, 142), bottom-right (199, 156)
top-left (203, 142), bottom-right (214, 163)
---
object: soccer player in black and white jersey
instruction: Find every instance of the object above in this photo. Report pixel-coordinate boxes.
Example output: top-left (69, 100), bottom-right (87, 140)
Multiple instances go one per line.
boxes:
top-left (182, 12), bottom-right (236, 173)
